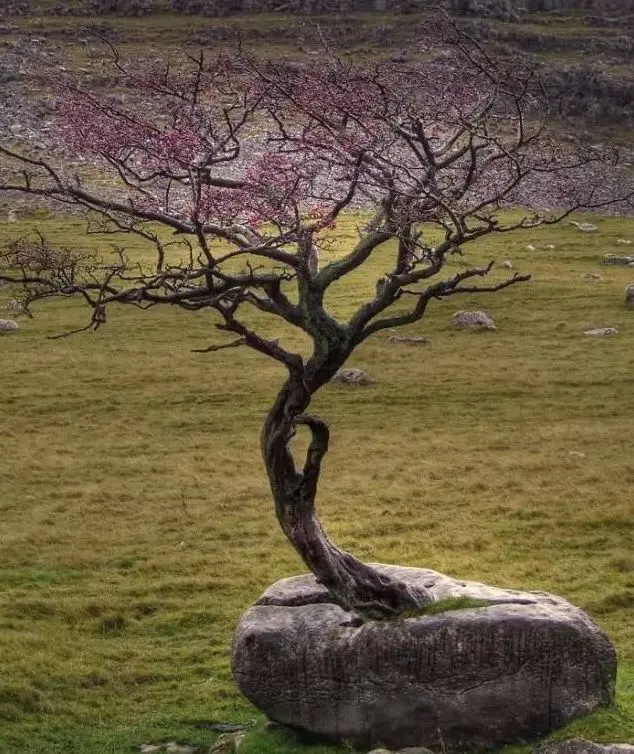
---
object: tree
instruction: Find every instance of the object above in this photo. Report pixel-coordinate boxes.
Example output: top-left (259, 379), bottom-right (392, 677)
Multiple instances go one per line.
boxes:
top-left (1, 20), bottom-right (631, 618)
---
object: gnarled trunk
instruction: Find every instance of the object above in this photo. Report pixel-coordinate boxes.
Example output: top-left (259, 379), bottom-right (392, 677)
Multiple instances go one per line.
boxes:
top-left (261, 377), bottom-right (431, 619)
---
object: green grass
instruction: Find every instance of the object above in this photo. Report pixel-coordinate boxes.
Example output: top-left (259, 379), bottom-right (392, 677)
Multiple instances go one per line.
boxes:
top-left (1, 211), bottom-right (634, 752)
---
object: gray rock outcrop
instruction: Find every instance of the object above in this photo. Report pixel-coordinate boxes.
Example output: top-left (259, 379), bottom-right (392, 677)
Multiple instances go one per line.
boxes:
top-left (0, 319), bottom-right (19, 332)
top-left (330, 367), bottom-right (375, 385)
top-left (232, 565), bottom-right (616, 752)
top-left (452, 310), bottom-right (496, 330)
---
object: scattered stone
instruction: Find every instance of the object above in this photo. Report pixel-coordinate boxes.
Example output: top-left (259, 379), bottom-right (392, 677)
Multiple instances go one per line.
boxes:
top-left (625, 284), bottom-right (634, 309)
top-left (330, 368), bottom-right (375, 386)
top-left (388, 335), bottom-right (429, 345)
top-left (501, 260), bottom-right (514, 269)
top-left (452, 310), bottom-right (496, 331)
top-left (534, 739), bottom-right (634, 754)
top-left (601, 254), bottom-right (634, 266)
top-left (544, 244), bottom-right (556, 250)
top-left (138, 743), bottom-right (202, 754)
top-left (583, 273), bottom-right (603, 281)
top-left (616, 239), bottom-right (632, 245)
top-left (584, 327), bottom-right (618, 337)
top-left (0, 319), bottom-right (19, 332)
top-left (526, 244), bottom-right (536, 251)
top-left (568, 451), bottom-right (586, 458)
top-left (233, 565), bottom-right (616, 751)
top-left (568, 221), bottom-right (598, 232)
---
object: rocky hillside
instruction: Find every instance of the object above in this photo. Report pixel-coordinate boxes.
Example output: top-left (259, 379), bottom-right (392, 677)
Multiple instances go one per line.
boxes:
top-left (2, 0), bottom-right (634, 19)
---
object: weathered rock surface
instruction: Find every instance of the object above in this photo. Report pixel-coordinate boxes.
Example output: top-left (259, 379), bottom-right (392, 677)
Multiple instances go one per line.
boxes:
top-left (388, 335), bottom-right (430, 345)
top-left (602, 254), bottom-right (634, 266)
top-left (625, 284), bottom-right (634, 309)
top-left (330, 367), bottom-right (375, 385)
top-left (534, 739), bottom-right (634, 754)
top-left (0, 319), bottom-right (19, 332)
top-left (584, 327), bottom-right (618, 336)
top-left (232, 565), bottom-right (616, 752)
top-left (452, 310), bottom-right (496, 330)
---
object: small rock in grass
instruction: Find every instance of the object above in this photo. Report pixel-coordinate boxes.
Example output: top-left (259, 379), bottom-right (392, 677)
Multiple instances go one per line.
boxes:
top-left (534, 739), bottom-right (634, 754)
top-left (602, 254), bottom-right (634, 266)
top-left (583, 273), bottom-right (602, 282)
top-left (0, 319), bottom-right (19, 332)
top-left (569, 221), bottom-right (598, 233)
top-left (526, 244), bottom-right (536, 251)
top-left (625, 284), bottom-right (634, 309)
top-left (388, 335), bottom-right (429, 345)
top-left (501, 260), bottom-right (513, 269)
top-left (330, 368), bottom-right (375, 386)
top-left (568, 451), bottom-right (586, 458)
top-left (584, 327), bottom-right (618, 337)
top-left (616, 239), bottom-right (632, 245)
top-left (452, 311), bottom-right (496, 331)
top-left (544, 244), bottom-right (556, 250)
top-left (164, 743), bottom-right (197, 754)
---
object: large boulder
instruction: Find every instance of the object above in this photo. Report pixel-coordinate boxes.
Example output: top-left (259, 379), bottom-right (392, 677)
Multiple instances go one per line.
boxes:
top-left (232, 565), bottom-right (616, 752)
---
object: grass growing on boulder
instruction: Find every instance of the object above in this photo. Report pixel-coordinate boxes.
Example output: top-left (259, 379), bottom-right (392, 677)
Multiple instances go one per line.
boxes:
top-left (410, 596), bottom-right (495, 618)
top-left (1, 211), bottom-right (634, 752)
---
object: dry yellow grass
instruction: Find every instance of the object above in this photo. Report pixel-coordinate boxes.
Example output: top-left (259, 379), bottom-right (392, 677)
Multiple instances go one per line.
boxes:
top-left (0, 211), bottom-right (633, 752)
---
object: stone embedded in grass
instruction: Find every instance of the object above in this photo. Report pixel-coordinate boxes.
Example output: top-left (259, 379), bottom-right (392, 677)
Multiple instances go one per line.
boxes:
top-left (501, 260), bottom-right (514, 269)
top-left (233, 565), bottom-right (616, 752)
top-left (625, 284), bottom-right (634, 309)
top-left (569, 221), bottom-right (598, 233)
top-left (0, 319), bottom-right (19, 332)
top-left (602, 254), bottom-right (634, 266)
top-left (452, 311), bottom-right (496, 331)
top-left (616, 239), bottom-right (632, 245)
top-left (388, 335), bottom-right (430, 346)
top-left (583, 273), bottom-right (603, 282)
top-left (584, 328), bottom-right (618, 337)
top-left (330, 368), bottom-right (375, 386)
top-left (534, 739), bottom-right (634, 754)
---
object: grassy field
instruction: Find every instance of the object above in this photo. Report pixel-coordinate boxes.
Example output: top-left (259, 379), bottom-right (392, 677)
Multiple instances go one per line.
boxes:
top-left (0, 210), bottom-right (633, 752)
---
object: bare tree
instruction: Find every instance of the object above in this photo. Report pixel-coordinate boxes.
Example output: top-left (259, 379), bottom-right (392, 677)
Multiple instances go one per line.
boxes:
top-left (1, 22), bottom-right (631, 617)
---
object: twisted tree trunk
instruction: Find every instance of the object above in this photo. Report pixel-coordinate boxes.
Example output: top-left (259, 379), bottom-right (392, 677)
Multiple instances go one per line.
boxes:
top-left (261, 377), bottom-right (432, 619)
